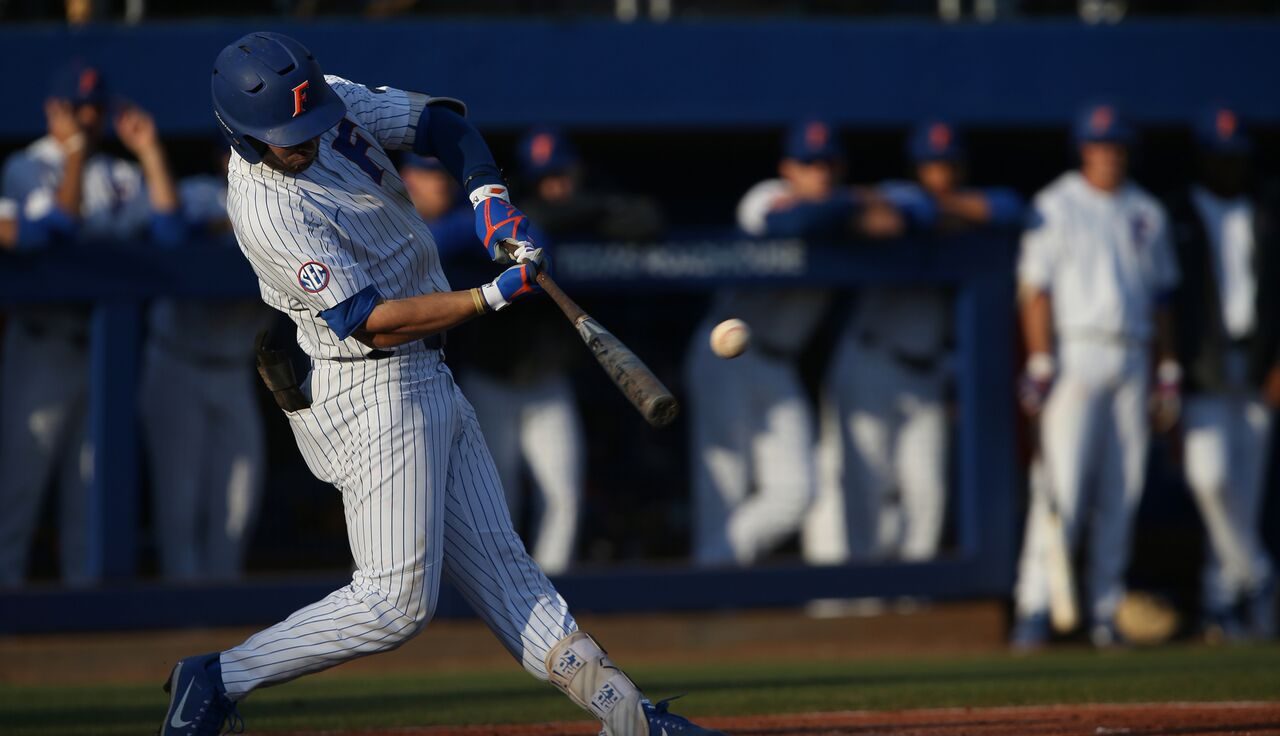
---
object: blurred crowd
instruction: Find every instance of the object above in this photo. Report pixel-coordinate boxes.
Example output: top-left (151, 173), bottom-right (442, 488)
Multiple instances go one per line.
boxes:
top-left (0, 61), bottom-right (1276, 648)
top-left (5, 0), bottom-right (1278, 24)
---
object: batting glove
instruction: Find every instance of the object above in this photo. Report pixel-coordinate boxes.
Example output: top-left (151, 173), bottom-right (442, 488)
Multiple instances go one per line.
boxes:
top-left (472, 187), bottom-right (544, 268)
top-left (1019, 352), bottom-right (1055, 416)
top-left (478, 261), bottom-right (543, 312)
top-left (1151, 359), bottom-right (1182, 432)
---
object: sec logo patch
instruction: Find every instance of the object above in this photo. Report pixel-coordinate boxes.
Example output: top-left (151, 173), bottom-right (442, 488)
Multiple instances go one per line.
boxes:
top-left (298, 261), bottom-right (330, 293)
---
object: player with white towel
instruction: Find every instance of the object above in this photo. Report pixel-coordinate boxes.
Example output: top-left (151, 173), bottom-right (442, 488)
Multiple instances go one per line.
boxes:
top-left (1011, 104), bottom-right (1181, 650)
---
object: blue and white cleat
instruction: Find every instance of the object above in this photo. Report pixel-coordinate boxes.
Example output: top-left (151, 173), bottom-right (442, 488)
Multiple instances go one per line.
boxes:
top-left (158, 652), bottom-right (243, 735)
top-left (1009, 611), bottom-right (1051, 653)
top-left (641, 697), bottom-right (727, 735)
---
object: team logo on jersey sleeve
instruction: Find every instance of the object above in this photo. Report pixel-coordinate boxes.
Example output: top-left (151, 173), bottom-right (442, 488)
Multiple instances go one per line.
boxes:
top-left (298, 261), bottom-right (330, 293)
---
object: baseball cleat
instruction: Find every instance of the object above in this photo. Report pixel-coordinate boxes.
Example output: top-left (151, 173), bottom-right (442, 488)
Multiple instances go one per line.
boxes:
top-left (641, 697), bottom-right (728, 735)
top-left (1245, 575), bottom-right (1277, 640)
top-left (157, 652), bottom-right (243, 735)
top-left (1009, 611), bottom-right (1050, 653)
top-left (1201, 606), bottom-right (1248, 644)
top-left (1089, 619), bottom-right (1129, 650)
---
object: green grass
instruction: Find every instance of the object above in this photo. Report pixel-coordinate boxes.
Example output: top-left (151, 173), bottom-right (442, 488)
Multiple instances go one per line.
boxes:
top-left (4, 644), bottom-right (1278, 735)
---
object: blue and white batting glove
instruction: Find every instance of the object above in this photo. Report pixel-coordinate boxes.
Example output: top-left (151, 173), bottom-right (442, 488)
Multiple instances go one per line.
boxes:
top-left (472, 185), bottom-right (544, 268)
top-left (478, 261), bottom-right (543, 312)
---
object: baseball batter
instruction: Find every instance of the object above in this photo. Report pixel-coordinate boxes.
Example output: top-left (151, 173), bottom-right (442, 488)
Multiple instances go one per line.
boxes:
top-left (159, 33), bottom-right (722, 736)
top-left (1170, 107), bottom-right (1277, 640)
top-left (1011, 104), bottom-right (1180, 649)
top-left (0, 62), bottom-right (180, 587)
top-left (140, 156), bottom-right (275, 582)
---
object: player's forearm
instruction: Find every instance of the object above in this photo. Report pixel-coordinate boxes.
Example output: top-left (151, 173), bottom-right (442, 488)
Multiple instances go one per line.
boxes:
top-left (354, 290), bottom-right (481, 348)
top-left (1154, 304), bottom-right (1177, 364)
top-left (55, 150), bottom-right (87, 218)
top-left (0, 218), bottom-right (16, 250)
top-left (136, 146), bottom-right (180, 214)
top-left (937, 192), bottom-right (991, 224)
top-left (1021, 289), bottom-right (1054, 355)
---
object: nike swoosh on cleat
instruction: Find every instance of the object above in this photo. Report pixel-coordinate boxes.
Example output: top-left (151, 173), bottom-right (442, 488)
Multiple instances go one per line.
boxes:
top-left (169, 672), bottom-right (196, 729)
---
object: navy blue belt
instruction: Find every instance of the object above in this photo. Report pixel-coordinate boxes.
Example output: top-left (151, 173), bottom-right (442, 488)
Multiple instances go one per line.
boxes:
top-left (367, 332), bottom-right (445, 360)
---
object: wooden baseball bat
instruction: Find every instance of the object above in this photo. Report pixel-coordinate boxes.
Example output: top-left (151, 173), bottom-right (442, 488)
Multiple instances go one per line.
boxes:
top-left (534, 270), bottom-right (679, 428)
top-left (1030, 417), bottom-right (1080, 634)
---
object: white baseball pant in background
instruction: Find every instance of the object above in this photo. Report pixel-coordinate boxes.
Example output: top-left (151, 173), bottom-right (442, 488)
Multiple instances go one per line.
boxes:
top-left (1015, 338), bottom-right (1151, 623)
top-left (1182, 351), bottom-right (1274, 612)
top-left (139, 343), bottom-right (265, 582)
top-left (819, 329), bottom-right (948, 562)
top-left (463, 371), bottom-right (584, 575)
top-left (0, 323), bottom-right (93, 586)
top-left (686, 317), bottom-right (815, 566)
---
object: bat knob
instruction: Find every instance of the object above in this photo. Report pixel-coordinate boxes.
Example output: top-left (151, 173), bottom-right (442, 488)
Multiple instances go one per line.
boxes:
top-left (644, 395), bottom-right (680, 428)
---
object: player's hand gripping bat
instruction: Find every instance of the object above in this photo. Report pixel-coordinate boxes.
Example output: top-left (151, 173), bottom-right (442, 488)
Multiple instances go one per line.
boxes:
top-left (506, 249), bottom-right (678, 428)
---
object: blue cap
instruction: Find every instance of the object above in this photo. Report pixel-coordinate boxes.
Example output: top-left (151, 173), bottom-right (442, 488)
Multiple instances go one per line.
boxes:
top-left (1073, 103), bottom-right (1135, 146)
top-left (909, 120), bottom-right (965, 163)
top-left (784, 120), bottom-right (844, 163)
top-left (48, 60), bottom-right (109, 107)
top-left (400, 153), bottom-right (445, 172)
top-left (1194, 106), bottom-right (1251, 155)
top-left (517, 127), bottom-right (578, 180)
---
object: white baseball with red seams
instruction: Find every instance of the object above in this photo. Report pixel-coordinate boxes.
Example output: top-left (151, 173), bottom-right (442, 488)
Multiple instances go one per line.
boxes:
top-left (709, 318), bottom-right (751, 358)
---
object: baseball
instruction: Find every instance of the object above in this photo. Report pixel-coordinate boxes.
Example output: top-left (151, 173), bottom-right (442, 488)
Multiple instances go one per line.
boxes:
top-left (710, 318), bottom-right (751, 359)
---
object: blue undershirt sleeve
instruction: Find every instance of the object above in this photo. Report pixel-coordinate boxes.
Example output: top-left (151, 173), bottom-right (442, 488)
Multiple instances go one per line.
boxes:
top-left (318, 284), bottom-right (383, 341)
top-left (413, 105), bottom-right (505, 191)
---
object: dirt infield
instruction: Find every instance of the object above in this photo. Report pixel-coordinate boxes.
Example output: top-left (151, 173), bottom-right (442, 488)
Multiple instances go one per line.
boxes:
top-left (286, 703), bottom-right (1280, 736)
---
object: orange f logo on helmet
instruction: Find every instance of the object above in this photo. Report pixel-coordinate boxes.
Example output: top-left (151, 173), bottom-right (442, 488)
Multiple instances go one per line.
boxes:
top-left (292, 80), bottom-right (309, 118)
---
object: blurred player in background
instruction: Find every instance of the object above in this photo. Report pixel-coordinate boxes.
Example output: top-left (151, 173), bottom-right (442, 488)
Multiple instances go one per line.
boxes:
top-left (812, 121), bottom-right (1023, 564)
top-left (1169, 106), bottom-right (1279, 641)
top-left (399, 153), bottom-right (473, 256)
top-left (139, 142), bottom-right (274, 582)
top-left (0, 61), bottom-right (180, 587)
top-left (1011, 104), bottom-right (1180, 649)
top-left (689, 120), bottom-right (900, 567)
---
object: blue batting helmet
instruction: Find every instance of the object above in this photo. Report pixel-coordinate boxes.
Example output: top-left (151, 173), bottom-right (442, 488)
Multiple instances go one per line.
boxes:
top-left (211, 32), bottom-right (346, 165)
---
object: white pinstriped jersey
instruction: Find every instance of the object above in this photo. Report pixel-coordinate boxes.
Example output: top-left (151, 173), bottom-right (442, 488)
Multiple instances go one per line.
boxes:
top-left (227, 75), bottom-right (452, 359)
top-left (1019, 171), bottom-right (1178, 342)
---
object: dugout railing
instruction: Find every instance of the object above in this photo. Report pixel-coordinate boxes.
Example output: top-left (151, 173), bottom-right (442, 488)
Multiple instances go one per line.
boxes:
top-left (0, 233), bottom-right (1017, 633)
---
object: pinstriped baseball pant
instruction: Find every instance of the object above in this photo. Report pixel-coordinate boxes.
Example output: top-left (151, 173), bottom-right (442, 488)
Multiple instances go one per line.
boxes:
top-left (219, 350), bottom-right (577, 699)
